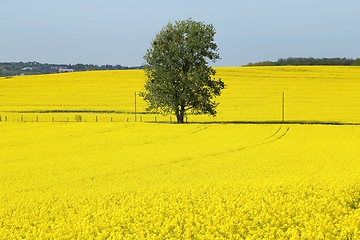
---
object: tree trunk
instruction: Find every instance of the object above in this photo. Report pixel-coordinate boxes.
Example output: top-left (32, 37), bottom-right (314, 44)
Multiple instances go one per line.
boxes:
top-left (176, 105), bottom-right (185, 124)
top-left (176, 112), bottom-right (184, 123)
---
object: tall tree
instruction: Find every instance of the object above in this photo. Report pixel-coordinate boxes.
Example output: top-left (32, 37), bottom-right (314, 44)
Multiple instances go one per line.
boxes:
top-left (140, 19), bottom-right (225, 123)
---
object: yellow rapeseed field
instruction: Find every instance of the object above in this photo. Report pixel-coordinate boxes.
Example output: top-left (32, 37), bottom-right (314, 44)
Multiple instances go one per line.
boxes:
top-left (1, 66), bottom-right (360, 123)
top-left (1, 67), bottom-right (360, 239)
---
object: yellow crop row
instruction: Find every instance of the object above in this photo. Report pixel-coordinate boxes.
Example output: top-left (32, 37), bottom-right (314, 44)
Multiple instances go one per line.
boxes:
top-left (0, 70), bottom-right (146, 112)
top-left (1, 66), bottom-right (360, 238)
top-left (1, 66), bottom-right (360, 123)
top-left (215, 66), bottom-right (360, 123)
top-left (1, 123), bottom-right (360, 238)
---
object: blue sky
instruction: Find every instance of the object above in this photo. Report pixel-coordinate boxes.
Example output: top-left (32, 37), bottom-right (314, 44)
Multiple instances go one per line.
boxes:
top-left (1, 0), bottom-right (359, 66)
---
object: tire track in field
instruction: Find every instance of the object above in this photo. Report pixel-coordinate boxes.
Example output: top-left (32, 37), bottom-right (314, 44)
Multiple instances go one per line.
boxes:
top-left (131, 125), bottom-right (211, 146)
top-left (54, 124), bottom-right (134, 141)
top-left (90, 126), bottom-right (290, 179)
top-left (0, 123), bottom-right (54, 134)
top-left (1, 124), bottom-right (134, 164)
top-left (237, 126), bottom-right (290, 151)
top-left (186, 125), bottom-right (290, 159)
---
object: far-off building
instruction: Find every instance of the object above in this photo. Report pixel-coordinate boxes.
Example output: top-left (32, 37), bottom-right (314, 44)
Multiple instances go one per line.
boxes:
top-left (59, 69), bottom-right (74, 73)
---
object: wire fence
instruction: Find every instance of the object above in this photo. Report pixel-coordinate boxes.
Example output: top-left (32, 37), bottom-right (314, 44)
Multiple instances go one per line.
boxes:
top-left (1, 92), bottom-right (360, 124)
top-left (0, 113), bottom-right (181, 123)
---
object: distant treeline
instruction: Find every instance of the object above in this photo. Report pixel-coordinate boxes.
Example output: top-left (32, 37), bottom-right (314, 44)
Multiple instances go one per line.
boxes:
top-left (245, 57), bottom-right (360, 66)
top-left (0, 61), bottom-right (143, 76)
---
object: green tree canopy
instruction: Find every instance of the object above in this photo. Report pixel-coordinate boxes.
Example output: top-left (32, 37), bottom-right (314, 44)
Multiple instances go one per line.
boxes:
top-left (140, 18), bottom-right (225, 123)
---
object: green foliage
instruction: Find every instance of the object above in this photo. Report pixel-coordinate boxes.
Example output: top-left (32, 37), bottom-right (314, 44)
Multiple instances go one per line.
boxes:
top-left (246, 57), bottom-right (360, 66)
top-left (140, 19), bottom-right (225, 123)
top-left (353, 58), bottom-right (360, 66)
top-left (0, 62), bottom-right (141, 76)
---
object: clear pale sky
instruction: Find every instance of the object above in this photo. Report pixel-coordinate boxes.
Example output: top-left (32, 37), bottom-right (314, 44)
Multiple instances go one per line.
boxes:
top-left (1, 0), bottom-right (359, 66)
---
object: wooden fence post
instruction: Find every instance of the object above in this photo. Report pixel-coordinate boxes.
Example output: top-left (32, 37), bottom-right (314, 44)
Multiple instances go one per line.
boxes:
top-left (134, 91), bottom-right (137, 122)
top-left (282, 92), bottom-right (285, 123)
